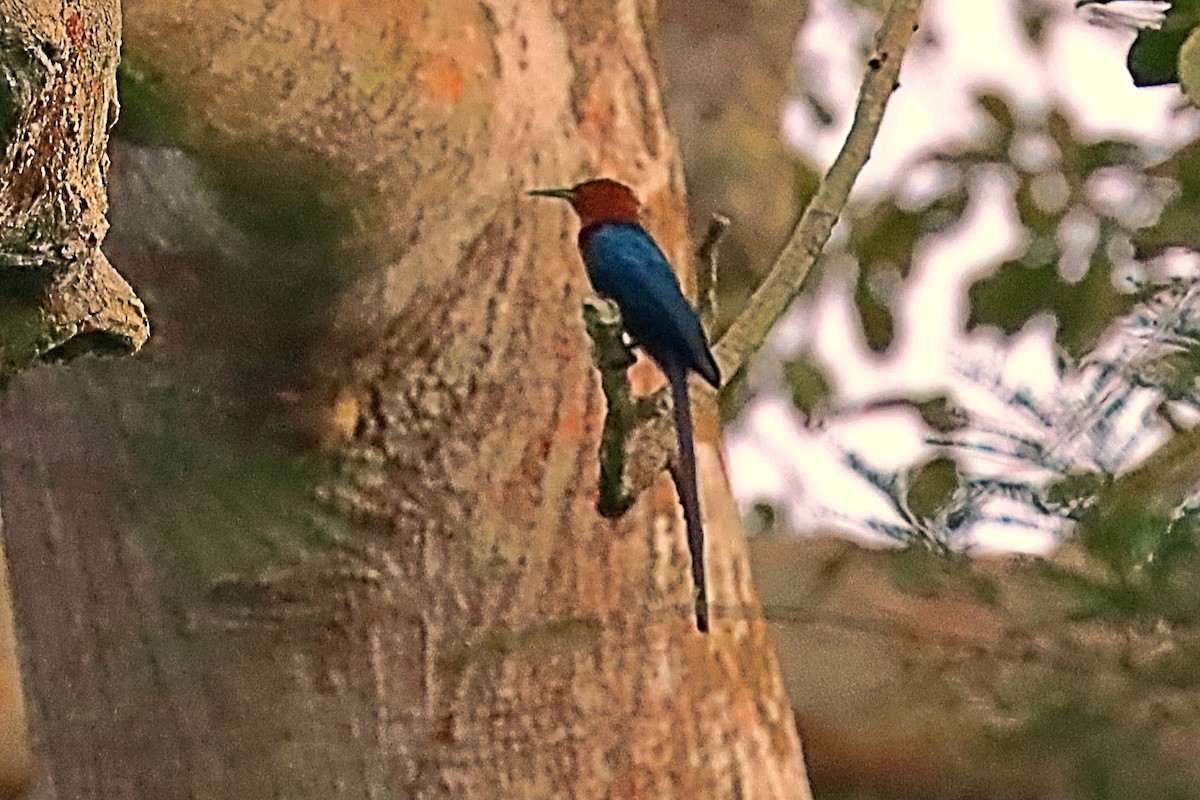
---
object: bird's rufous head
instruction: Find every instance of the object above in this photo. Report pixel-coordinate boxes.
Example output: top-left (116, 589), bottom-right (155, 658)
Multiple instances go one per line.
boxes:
top-left (528, 178), bottom-right (641, 228)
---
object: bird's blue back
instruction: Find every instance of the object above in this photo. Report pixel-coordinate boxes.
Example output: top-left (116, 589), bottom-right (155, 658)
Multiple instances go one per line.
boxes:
top-left (580, 222), bottom-right (720, 387)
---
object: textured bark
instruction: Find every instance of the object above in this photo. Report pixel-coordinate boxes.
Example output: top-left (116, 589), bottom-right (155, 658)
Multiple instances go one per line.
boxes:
top-left (0, 547), bottom-right (28, 799)
top-left (0, 0), bottom-right (147, 375)
top-left (0, 3), bottom-right (144, 793)
top-left (2, 1), bottom-right (809, 798)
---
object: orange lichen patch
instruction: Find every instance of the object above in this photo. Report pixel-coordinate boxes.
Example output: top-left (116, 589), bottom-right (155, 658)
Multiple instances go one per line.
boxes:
top-left (730, 697), bottom-right (760, 733)
top-left (326, 387), bottom-right (361, 443)
top-left (577, 82), bottom-right (617, 144)
top-left (557, 405), bottom-right (585, 439)
top-left (417, 53), bottom-right (463, 104)
top-left (65, 12), bottom-right (85, 46)
top-left (691, 400), bottom-right (722, 445)
top-left (628, 356), bottom-right (664, 395)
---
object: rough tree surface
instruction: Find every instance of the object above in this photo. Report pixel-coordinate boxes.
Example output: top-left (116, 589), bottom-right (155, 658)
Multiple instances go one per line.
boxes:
top-left (0, 1), bottom-right (809, 798)
top-left (0, 0), bottom-right (147, 373)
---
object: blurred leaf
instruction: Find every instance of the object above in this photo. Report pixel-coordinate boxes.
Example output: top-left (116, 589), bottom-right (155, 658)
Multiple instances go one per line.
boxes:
top-left (1130, 339), bottom-right (1200, 402)
top-left (1136, 139), bottom-right (1200, 257)
top-left (854, 272), bottom-right (895, 352)
top-left (846, 189), bottom-right (968, 354)
top-left (911, 395), bottom-right (969, 434)
top-left (976, 93), bottom-right (1018, 149)
top-left (1044, 469), bottom-right (1111, 518)
top-left (783, 356), bottom-right (832, 419)
top-left (1019, 0), bottom-right (1054, 46)
top-left (1091, 283), bottom-right (1200, 419)
top-left (906, 456), bottom-right (960, 520)
top-left (1015, 171), bottom-right (1064, 235)
top-left (746, 500), bottom-right (787, 537)
top-left (1182, 26), bottom-right (1200, 106)
top-left (1076, 139), bottom-right (1142, 173)
top-left (967, 251), bottom-right (1137, 357)
top-left (1126, 0), bottom-right (1200, 86)
top-left (850, 199), bottom-right (956, 279)
top-left (1078, 492), bottom-right (1174, 579)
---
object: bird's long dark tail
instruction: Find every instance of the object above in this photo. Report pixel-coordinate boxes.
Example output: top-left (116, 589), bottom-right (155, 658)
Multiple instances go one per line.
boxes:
top-left (668, 366), bottom-right (708, 633)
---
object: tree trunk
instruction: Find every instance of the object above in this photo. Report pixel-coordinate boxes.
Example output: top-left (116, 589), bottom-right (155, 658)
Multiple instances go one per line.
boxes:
top-left (2, 1), bottom-right (809, 797)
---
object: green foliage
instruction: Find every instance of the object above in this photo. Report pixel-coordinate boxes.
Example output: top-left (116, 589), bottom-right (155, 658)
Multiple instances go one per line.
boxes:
top-left (819, 92), bottom-right (1146, 358)
top-left (785, 89), bottom-right (1200, 566)
top-left (969, 248), bottom-right (1136, 357)
top-left (1122, 0), bottom-right (1200, 86)
top-left (905, 456), bottom-right (960, 520)
top-left (909, 395), bottom-right (968, 434)
top-left (964, 103), bottom-right (1143, 357)
top-left (1135, 139), bottom-right (1200, 257)
top-left (839, 179), bottom-right (967, 353)
top-left (782, 355), bottom-right (832, 419)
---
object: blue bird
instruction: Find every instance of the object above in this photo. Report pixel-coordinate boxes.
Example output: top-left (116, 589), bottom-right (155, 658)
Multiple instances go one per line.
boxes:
top-left (529, 178), bottom-right (720, 632)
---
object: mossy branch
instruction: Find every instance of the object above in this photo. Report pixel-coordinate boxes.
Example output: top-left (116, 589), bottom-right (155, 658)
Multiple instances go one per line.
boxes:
top-left (583, 299), bottom-right (656, 516)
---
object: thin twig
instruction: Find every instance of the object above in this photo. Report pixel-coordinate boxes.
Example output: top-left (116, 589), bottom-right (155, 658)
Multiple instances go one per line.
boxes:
top-left (695, 213), bottom-right (729, 330)
top-left (712, 0), bottom-right (924, 383)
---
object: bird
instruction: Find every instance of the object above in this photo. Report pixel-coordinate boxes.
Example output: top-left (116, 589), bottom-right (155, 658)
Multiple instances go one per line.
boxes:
top-left (528, 178), bottom-right (720, 632)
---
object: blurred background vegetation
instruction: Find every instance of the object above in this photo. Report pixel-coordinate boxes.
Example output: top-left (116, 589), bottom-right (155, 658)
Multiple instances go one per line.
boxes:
top-left (661, 0), bottom-right (1200, 797)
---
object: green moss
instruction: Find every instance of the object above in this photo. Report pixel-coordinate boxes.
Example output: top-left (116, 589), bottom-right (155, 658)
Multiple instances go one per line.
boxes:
top-left (97, 52), bottom-right (393, 595)
top-left (197, 141), bottom-right (360, 248)
top-left (94, 370), bottom-right (343, 592)
top-left (0, 270), bottom-right (58, 378)
top-left (113, 55), bottom-right (191, 147)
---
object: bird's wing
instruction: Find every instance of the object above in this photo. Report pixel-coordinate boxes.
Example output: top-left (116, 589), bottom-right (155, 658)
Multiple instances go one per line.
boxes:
top-left (583, 223), bottom-right (719, 386)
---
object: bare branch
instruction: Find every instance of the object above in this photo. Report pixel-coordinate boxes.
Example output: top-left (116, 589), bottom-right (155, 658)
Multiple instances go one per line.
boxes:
top-left (712, 0), bottom-right (924, 382)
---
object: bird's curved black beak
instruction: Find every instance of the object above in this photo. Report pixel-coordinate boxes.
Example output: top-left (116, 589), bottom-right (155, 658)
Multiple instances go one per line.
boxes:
top-left (527, 187), bottom-right (576, 201)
